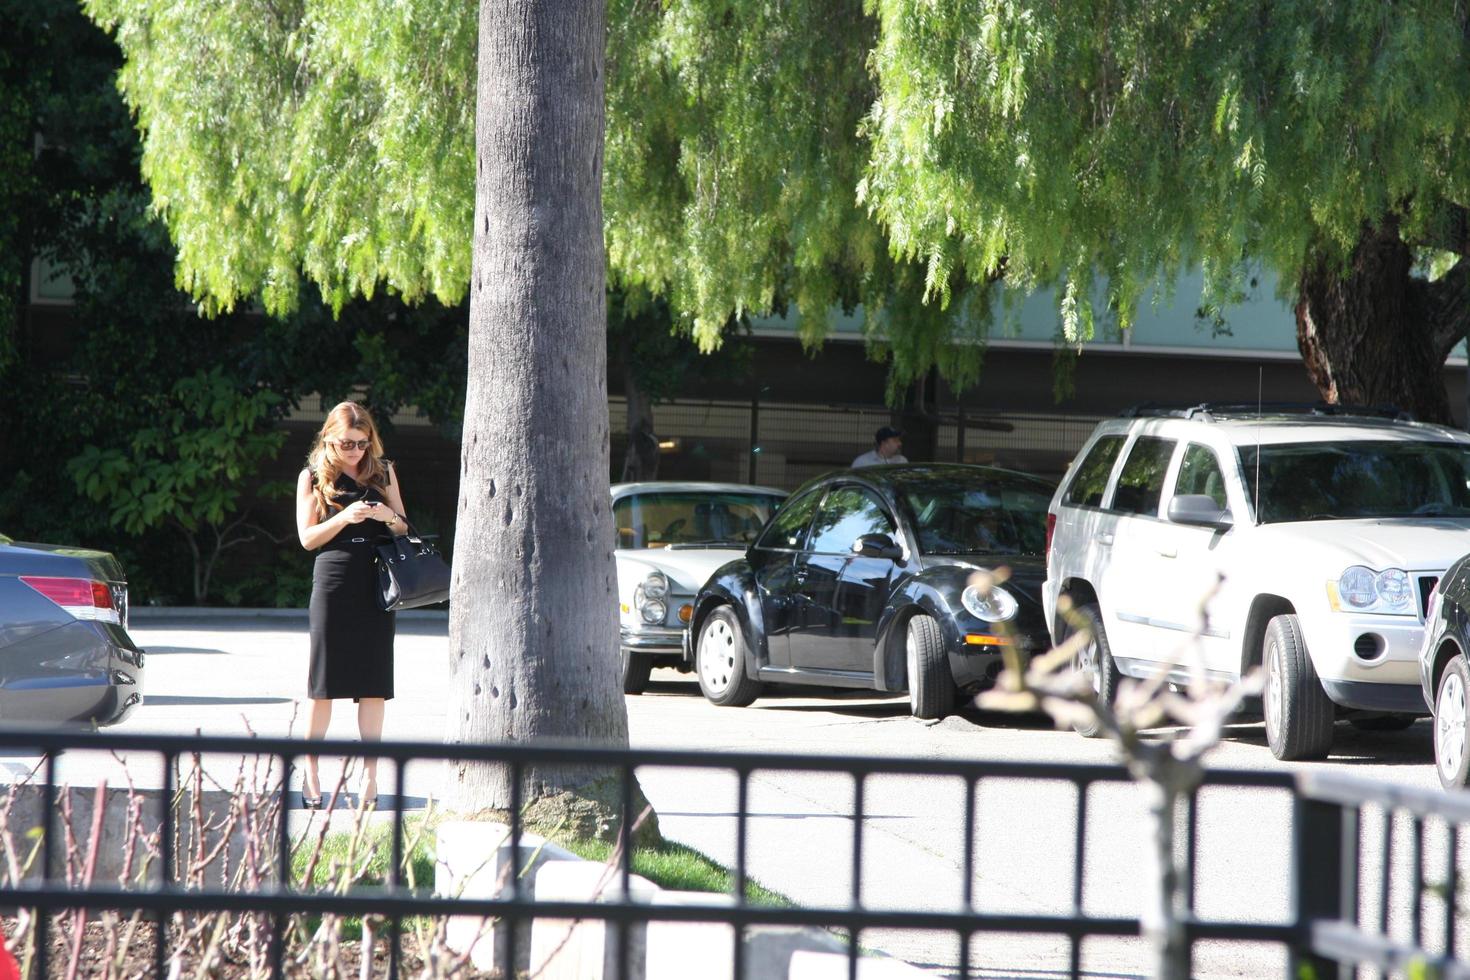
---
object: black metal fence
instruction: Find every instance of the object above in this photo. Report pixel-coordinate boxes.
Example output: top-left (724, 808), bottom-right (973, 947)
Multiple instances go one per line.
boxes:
top-left (0, 728), bottom-right (1461, 978)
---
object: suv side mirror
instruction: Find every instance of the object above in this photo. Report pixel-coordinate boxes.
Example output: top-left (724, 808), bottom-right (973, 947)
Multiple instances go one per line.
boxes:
top-left (852, 532), bottom-right (903, 560)
top-left (1167, 494), bottom-right (1233, 529)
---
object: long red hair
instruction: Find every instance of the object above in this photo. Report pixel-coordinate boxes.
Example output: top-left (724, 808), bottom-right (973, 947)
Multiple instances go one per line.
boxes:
top-left (306, 402), bottom-right (389, 516)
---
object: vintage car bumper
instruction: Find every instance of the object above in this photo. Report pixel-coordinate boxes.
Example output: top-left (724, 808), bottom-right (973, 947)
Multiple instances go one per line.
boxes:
top-left (619, 624), bottom-right (685, 656)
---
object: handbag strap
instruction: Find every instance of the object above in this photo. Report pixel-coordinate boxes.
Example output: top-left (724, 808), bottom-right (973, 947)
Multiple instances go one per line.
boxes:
top-left (382, 513), bottom-right (427, 543)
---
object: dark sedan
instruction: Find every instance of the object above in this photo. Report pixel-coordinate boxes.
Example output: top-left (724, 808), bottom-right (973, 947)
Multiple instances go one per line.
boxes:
top-left (686, 464), bottom-right (1056, 718)
top-left (0, 533), bottom-right (145, 727)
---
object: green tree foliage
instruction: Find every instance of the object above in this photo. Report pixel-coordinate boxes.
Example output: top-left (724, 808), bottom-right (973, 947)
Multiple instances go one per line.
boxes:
top-left (82, 0), bottom-right (994, 400)
top-left (865, 0), bottom-right (1470, 323)
top-left (862, 1), bottom-right (1470, 418)
top-left (1, 2), bottom-right (469, 604)
top-left (85, 0), bottom-right (1470, 415)
top-left (68, 368), bottom-right (288, 603)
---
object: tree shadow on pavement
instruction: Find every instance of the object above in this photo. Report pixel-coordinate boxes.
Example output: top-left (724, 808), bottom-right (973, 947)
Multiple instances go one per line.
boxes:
top-left (143, 695), bottom-right (295, 707)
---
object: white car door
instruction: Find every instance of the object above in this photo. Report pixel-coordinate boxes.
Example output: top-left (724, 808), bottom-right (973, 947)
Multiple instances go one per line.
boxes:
top-left (1154, 441), bottom-right (1242, 678)
top-left (1098, 434), bottom-right (1180, 672)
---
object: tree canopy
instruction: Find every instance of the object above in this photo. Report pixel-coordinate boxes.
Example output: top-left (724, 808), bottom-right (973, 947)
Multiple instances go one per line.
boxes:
top-left (82, 0), bottom-right (1470, 412)
top-left (863, 0), bottom-right (1470, 337)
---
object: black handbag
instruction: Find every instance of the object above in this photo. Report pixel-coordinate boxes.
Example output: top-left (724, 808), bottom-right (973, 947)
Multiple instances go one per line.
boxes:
top-left (375, 524), bottom-right (451, 611)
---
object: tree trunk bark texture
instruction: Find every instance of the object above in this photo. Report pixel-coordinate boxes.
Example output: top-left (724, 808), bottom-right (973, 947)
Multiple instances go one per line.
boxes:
top-left (448, 0), bottom-right (627, 811)
top-left (1295, 219), bottom-right (1462, 425)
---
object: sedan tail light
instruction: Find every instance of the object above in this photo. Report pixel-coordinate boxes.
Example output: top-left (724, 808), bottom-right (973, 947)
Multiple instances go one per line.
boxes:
top-left (19, 576), bottom-right (122, 625)
top-left (1045, 513), bottom-right (1057, 563)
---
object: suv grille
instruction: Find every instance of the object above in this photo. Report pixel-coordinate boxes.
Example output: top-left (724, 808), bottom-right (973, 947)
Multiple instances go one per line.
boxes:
top-left (1419, 576), bottom-right (1440, 620)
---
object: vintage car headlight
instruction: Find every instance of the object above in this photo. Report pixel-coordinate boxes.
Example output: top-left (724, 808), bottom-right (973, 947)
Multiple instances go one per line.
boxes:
top-left (639, 599), bottom-right (667, 624)
top-left (641, 572), bottom-right (669, 599)
top-left (1333, 565), bottom-right (1414, 615)
top-left (961, 584), bottom-right (1017, 622)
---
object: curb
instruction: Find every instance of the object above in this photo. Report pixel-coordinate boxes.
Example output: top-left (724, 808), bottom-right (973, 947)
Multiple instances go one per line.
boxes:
top-left (436, 821), bottom-right (939, 979)
top-left (129, 606), bottom-right (449, 622)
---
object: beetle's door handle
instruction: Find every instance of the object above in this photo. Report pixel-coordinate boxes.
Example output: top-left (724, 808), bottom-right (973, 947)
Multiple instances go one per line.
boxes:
top-left (1155, 546), bottom-right (1177, 558)
top-left (1097, 533), bottom-right (1114, 546)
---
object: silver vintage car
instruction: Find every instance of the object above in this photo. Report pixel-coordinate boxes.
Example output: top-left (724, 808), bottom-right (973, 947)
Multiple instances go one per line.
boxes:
top-left (613, 482), bottom-right (785, 693)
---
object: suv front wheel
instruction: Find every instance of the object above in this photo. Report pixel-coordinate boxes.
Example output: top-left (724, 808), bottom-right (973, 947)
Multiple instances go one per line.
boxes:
top-left (1262, 614), bottom-right (1335, 761)
top-left (1068, 603), bottom-right (1120, 739)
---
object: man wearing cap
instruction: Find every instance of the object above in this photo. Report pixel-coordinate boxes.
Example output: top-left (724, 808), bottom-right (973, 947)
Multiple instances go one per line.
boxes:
top-left (852, 426), bottom-right (908, 468)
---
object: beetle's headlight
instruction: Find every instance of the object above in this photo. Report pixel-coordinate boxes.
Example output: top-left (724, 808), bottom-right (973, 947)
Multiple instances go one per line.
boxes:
top-left (961, 584), bottom-right (1017, 622)
top-left (1334, 565), bottom-right (1415, 615)
top-left (640, 599), bottom-right (667, 624)
top-left (642, 572), bottom-right (668, 599)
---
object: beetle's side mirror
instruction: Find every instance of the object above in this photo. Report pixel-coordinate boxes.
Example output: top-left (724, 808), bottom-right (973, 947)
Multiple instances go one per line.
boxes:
top-left (852, 532), bottom-right (903, 560)
top-left (1167, 494), bottom-right (1233, 529)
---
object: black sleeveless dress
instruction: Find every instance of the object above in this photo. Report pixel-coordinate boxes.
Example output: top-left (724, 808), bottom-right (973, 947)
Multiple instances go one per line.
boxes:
top-left (308, 472), bottom-right (395, 701)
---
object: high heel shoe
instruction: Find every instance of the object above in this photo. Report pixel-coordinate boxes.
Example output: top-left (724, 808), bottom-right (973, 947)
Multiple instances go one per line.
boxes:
top-left (357, 776), bottom-right (379, 809)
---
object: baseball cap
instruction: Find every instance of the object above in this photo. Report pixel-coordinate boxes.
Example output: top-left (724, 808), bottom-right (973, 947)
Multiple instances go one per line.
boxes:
top-left (875, 425), bottom-right (903, 443)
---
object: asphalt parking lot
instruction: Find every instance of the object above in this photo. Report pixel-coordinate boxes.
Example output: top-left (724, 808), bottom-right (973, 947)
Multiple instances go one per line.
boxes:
top-left (20, 611), bottom-right (1453, 978)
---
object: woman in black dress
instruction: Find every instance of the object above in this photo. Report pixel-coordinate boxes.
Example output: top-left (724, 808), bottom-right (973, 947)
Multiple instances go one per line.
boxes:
top-left (294, 401), bottom-right (408, 808)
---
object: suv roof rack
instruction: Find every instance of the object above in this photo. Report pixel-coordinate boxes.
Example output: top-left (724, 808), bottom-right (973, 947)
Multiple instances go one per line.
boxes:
top-left (1118, 401), bottom-right (1414, 423)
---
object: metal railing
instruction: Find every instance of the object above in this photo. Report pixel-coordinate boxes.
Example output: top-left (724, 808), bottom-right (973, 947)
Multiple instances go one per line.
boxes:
top-left (0, 727), bottom-right (1459, 978)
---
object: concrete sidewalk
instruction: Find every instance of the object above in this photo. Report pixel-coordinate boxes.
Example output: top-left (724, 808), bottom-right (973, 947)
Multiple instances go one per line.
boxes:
top-left (33, 611), bottom-right (1442, 977)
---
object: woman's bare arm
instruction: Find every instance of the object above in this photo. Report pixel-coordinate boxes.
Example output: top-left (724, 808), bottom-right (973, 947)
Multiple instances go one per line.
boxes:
top-left (380, 463), bottom-right (409, 532)
top-left (297, 469), bottom-right (377, 550)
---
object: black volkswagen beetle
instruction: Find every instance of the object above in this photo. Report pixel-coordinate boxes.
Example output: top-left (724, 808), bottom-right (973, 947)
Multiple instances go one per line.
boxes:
top-left (686, 464), bottom-right (1055, 718)
top-left (0, 532), bottom-right (145, 727)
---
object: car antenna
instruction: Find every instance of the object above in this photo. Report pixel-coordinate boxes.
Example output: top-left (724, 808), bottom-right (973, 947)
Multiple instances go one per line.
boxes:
top-left (1254, 366), bottom-right (1263, 526)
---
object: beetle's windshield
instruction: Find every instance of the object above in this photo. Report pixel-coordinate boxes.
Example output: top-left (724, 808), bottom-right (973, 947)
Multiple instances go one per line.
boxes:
top-left (1238, 440), bottom-right (1470, 523)
top-left (613, 492), bottom-right (785, 549)
top-left (899, 476), bottom-right (1052, 556)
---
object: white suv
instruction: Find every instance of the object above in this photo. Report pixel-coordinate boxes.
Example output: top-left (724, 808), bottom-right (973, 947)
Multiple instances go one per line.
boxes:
top-left (1043, 405), bottom-right (1470, 761)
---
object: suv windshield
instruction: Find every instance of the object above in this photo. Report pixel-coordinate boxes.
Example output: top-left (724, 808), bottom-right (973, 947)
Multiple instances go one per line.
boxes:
top-left (899, 475), bottom-right (1052, 556)
top-left (1239, 440), bottom-right (1470, 523)
top-left (614, 492), bottom-right (783, 549)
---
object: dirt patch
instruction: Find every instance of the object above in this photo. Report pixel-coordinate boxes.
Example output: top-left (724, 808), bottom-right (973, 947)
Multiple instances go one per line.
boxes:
top-left (5, 916), bottom-right (508, 978)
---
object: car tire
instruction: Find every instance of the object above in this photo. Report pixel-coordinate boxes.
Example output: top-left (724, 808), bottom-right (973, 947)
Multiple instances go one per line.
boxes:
top-left (1262, 613), bottom-right (1335, 761)
top-left (1068, 603), bottom-right (1120, 739)
top-left (1348, 715), bottom-right (1417, 733)
top-left (621, 648), bottom-right (653, 695)
top-left (1435, 657), bottom-right (1470, 790)
top-left (905, 615), bottom-right (956, 720)
top-left (696, 607), bottom-right (762, 707)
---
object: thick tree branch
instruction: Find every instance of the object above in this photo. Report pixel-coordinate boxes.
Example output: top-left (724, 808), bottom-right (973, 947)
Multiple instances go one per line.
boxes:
top-left (1426, 259), bottom-right (1470, 361)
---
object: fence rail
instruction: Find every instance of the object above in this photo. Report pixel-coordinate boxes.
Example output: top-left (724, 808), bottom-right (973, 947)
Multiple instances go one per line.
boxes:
top-left (0, 728), bottom-right (1458, 979)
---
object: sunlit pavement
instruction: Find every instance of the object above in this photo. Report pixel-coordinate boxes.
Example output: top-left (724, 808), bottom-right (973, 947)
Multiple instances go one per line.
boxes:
top-left (13, 611), bottom-right (1448, 979)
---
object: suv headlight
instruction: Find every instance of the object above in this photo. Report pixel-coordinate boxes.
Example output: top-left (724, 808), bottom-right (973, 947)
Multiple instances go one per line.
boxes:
top-left (1332, 565), bottom-right (1415, 615)
top-left (961, 584), bottom-right (1017, 622)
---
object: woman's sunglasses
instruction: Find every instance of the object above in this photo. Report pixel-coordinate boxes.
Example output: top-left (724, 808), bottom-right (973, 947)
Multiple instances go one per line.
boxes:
top-left (334, 439), bottom-right (371, 451)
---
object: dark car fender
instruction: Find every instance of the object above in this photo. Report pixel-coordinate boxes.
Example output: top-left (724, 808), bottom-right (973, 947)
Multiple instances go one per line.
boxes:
top-left (1426, 555), bottom-right (1470, 708)
top-left (871, 568), bottom-right (973, 692)
top-left (688, 559), bottom-right (770, 677)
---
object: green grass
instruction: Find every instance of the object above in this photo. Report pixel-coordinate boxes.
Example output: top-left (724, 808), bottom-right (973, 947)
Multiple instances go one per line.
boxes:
top-left (291, 817), bottom-right (437, 890)
top-left (287, 816), bottom-right (792, 939)
top-left (554, 837), bottom-right (792, 907)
